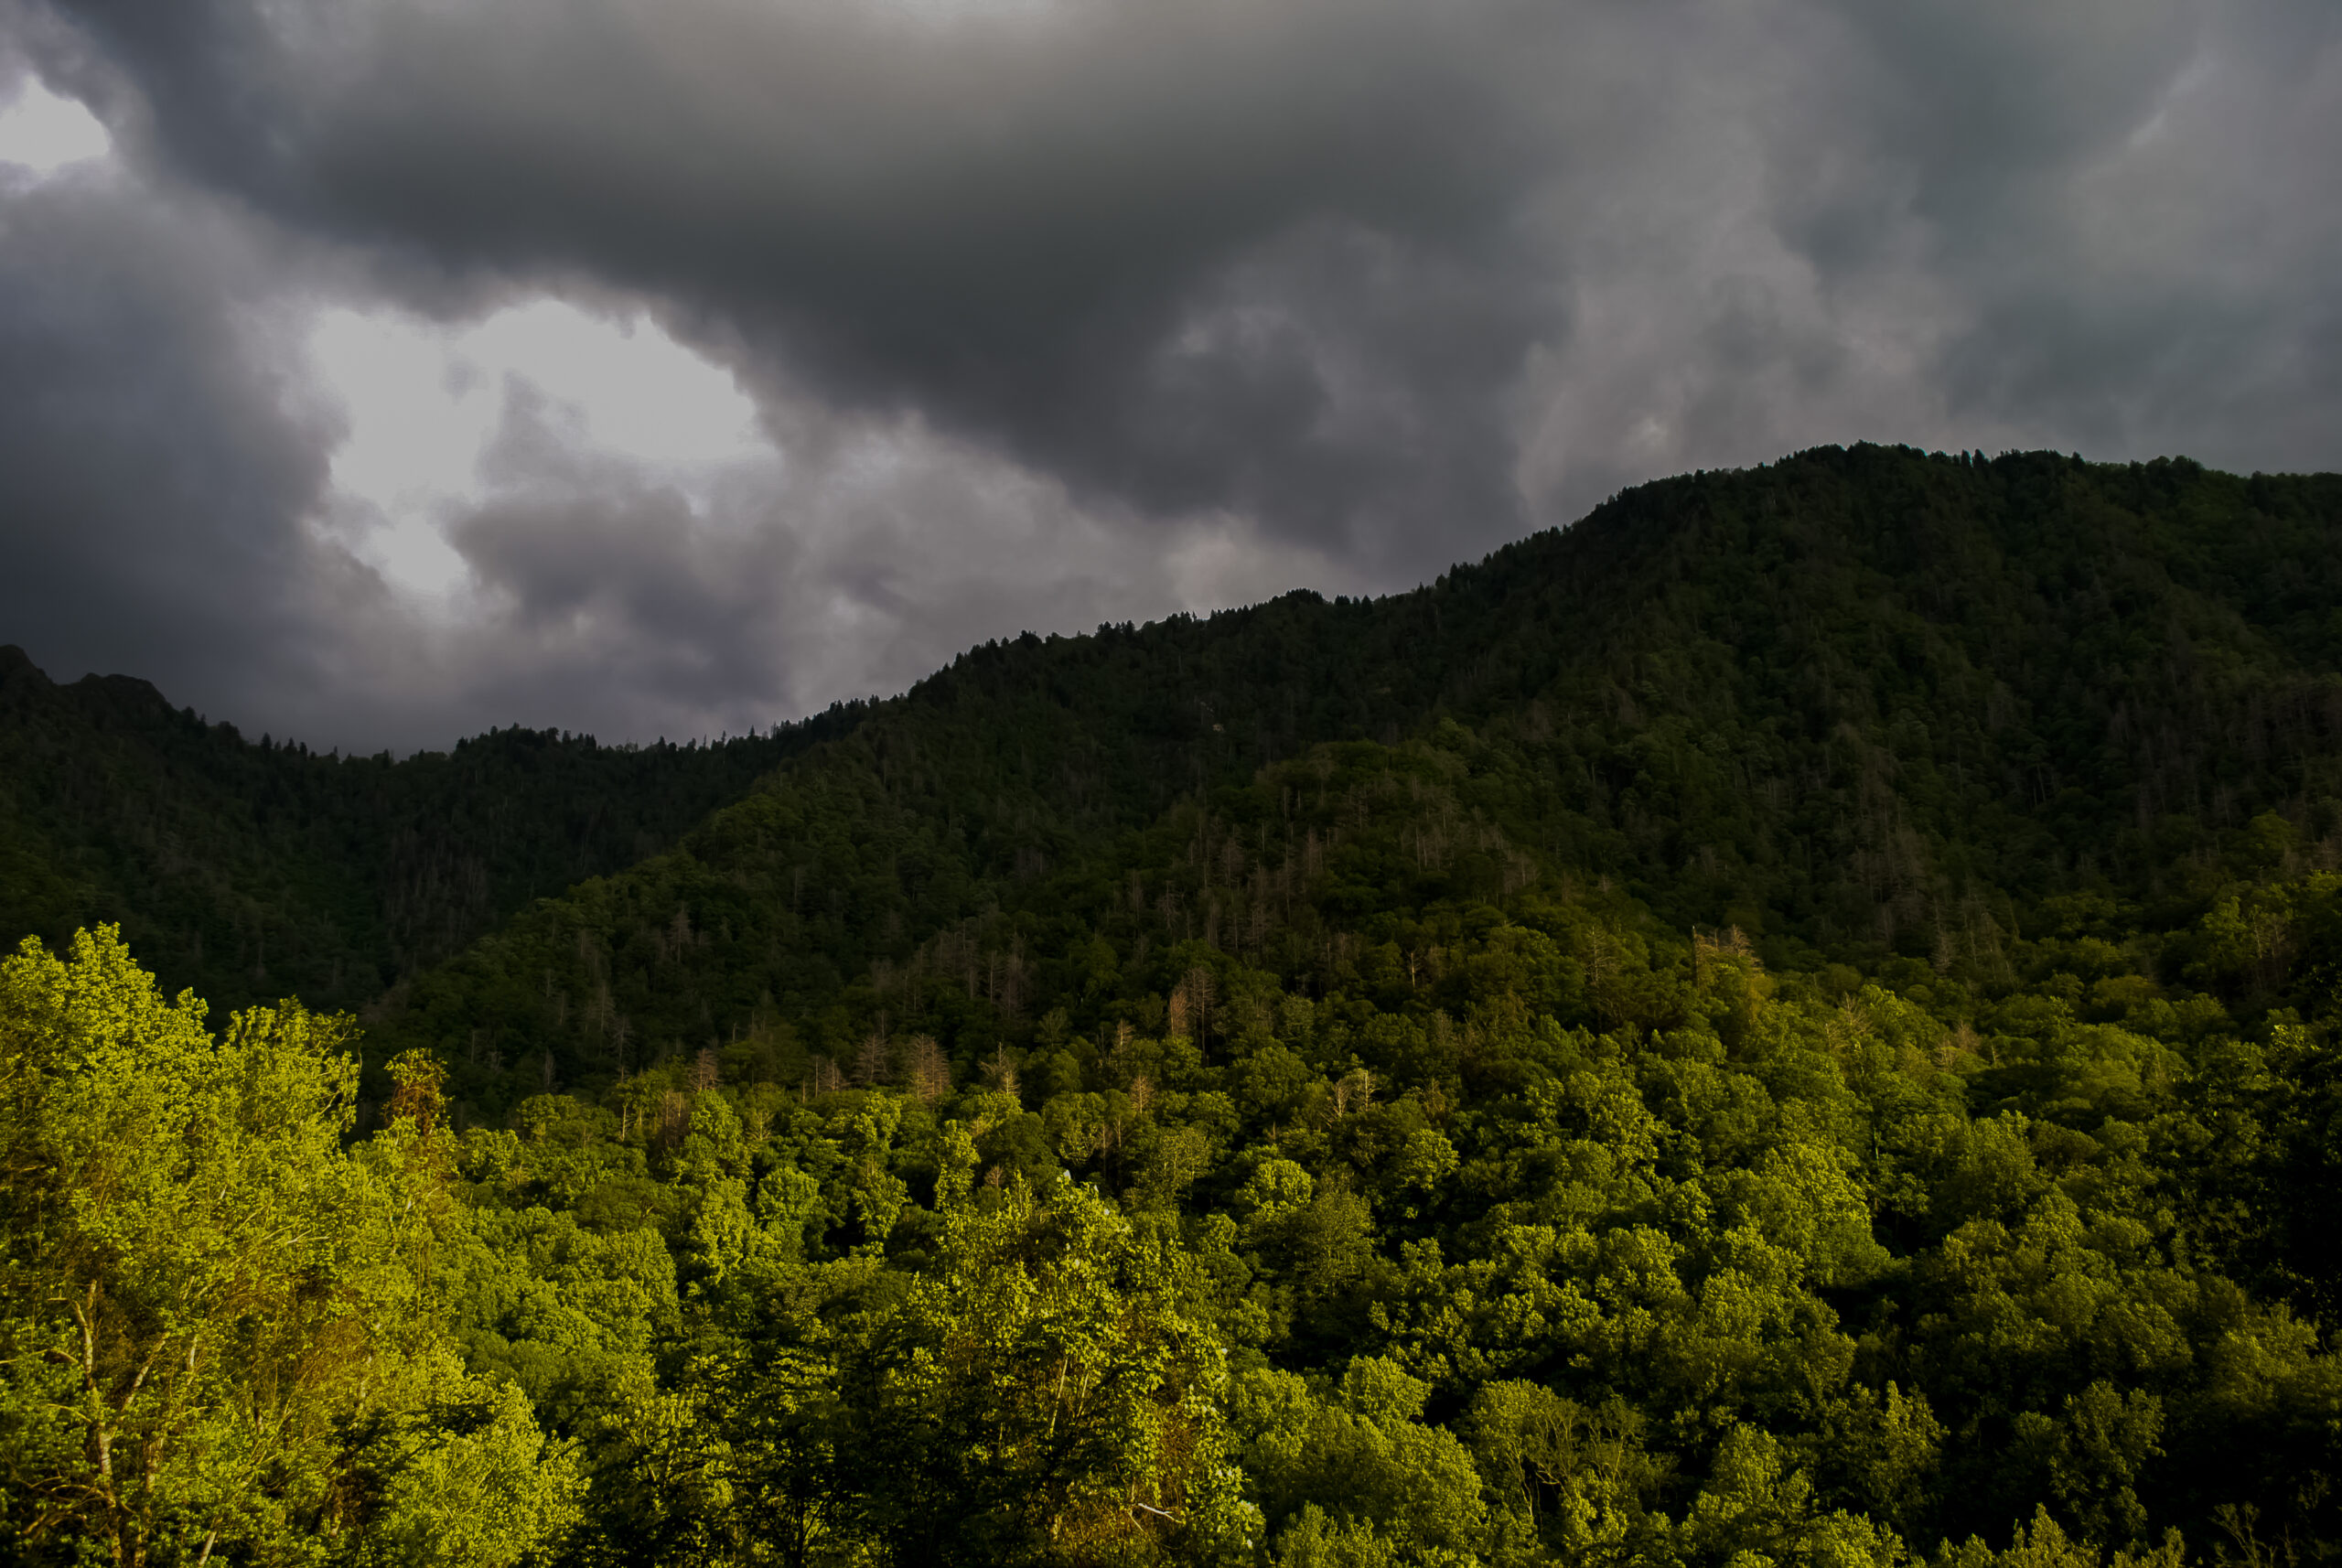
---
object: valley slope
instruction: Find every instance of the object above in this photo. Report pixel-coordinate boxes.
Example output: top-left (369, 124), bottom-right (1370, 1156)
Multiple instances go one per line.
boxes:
top-left (13, 443), bottom-right (2342, 1566)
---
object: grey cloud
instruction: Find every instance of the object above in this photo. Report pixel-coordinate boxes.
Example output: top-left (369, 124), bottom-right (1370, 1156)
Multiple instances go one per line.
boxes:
top-left (2, 0), bottom-right (2338, 749)
top-left (1800, 0), bottom-right (2342, 467)
top-left (446, 384), bottom-right (809, 716)
top-left (0, 160), bottom-right (357, 716)
top-left (43, 0), bottom-right (1567, 563)
top-left (418, 369), bottom-right (1363, 746)
top-left (0, 124), bottom-right (1355, 753)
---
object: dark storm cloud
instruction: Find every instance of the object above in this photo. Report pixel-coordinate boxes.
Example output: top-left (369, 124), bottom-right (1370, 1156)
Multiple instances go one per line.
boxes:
top-left (440, 382), bottom-right (811, 719)
top-left (0, 156), bottom-right (363, 718)
top-left (39, 0), bottom-right (1563, 560)
top-left (1793, 0), bottom-right (2342, 466)
top-left (424, 367), bottom-right (1360, 750)
top-left (1, 0), bottom-right (2337, 748)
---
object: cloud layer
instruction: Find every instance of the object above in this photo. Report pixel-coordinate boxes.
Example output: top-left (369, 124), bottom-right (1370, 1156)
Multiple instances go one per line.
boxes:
top-left (2, 0), bottom-right (2337, 748)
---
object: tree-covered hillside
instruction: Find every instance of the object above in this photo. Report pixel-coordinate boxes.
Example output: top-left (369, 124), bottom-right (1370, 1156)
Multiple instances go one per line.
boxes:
top-left (12, 444), bottom-right (2342, 1566)
top-left (0, 647), bottom-right (855, 1011)
top-left (373, 446), bottom-right (2342, 1107)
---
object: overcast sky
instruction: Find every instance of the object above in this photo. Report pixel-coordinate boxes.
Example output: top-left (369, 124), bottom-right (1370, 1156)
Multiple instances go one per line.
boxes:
top-left (2, 0), bottom-right (2336, 752)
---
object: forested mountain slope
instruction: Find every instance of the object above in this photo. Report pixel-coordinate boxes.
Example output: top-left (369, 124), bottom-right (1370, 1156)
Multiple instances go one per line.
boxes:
top-left (0, 647), bottom-right (845, 1010)
top-left (373, 446), bottom-right (2342, 1107)
top-left (14, 443), bottom-right (2342, 1567)
top-left (16, 444), bottom-right (2342, 1035)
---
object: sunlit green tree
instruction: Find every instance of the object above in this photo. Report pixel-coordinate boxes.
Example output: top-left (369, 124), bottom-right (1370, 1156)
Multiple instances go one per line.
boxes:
top-left (0, 928), bottom-right (576, 1566)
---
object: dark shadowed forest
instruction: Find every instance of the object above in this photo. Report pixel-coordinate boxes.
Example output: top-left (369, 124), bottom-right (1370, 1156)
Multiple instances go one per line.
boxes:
top-left (12, 445), bottom-right (2342, 1567)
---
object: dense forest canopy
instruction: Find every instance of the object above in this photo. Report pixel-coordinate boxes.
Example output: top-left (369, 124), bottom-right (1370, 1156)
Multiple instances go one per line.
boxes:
top-left (0, 647), bottom-right (864, 1012)
top-left (11, 445), bottom-right (2342, 1565)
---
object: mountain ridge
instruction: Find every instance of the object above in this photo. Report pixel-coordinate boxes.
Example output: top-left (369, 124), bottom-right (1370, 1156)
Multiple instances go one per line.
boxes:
top-left (346, 445), bottom-right (2342, 1107)
top-left (0, 642), bottom-right (865, 1010)
top-left (16, 443), bottom-right (2342, 1040)
top-left (22, 443), bottom-right (2342, 1564)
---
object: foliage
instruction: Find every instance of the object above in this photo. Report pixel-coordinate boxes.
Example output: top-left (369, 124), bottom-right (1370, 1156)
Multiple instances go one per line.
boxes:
top-left (0, 648), bottom-right (835, 1014)
top-left (13, 446), bottom-right (2342, 1563)
top-left (0, 928), bottom-right (576, 1566)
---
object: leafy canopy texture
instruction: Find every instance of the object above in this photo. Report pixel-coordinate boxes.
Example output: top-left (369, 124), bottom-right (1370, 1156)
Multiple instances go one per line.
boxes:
top-left (847, 1171), bottom-right (1251, 1563)
top-left (0, 927), bottom-right (578, 1567)
top-left (16, 448), bottom-right (2342, 1564)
